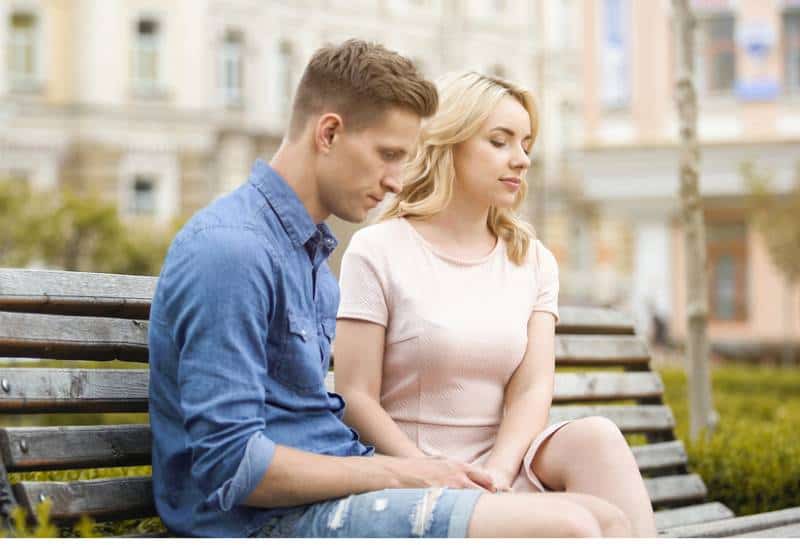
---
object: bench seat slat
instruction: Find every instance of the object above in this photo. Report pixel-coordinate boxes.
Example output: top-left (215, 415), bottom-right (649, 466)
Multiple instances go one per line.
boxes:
top-left (655, 502), bottom-right (735, 531)
top-left (662, 506), bottom-right (800, 537)
top-left (0, 369), bottom-right (148, 413)
top-left (644, 474), bottom-right (707, 507)
top-left (14, 477), bottom-right (155, 522)
top-left (0, 425), bottom-right (151, 470)
top-left (548, 405), bottom-right (675, 433)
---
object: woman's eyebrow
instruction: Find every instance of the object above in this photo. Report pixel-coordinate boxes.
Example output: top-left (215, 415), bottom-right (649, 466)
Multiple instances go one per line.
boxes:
top-left (491, 126), bottom-right (532, 140)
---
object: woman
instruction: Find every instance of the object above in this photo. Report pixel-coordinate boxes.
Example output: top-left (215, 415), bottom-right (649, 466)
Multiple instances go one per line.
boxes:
top-left (335, 72), bottom-right (656, 537)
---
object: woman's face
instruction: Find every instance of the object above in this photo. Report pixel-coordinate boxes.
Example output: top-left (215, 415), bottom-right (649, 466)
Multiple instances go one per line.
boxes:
top-left (452, 95), bottom-right (533, 210)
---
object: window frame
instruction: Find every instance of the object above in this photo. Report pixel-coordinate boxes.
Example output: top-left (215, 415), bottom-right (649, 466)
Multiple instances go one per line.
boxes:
top-left (782, 9), bottom-right (800, 95)
top-left (706, 215), bottom-right (749, 323)
top-left (219, 29), bottom-right (245, 108)
top-left (7, 10), bottom-right (41, 92)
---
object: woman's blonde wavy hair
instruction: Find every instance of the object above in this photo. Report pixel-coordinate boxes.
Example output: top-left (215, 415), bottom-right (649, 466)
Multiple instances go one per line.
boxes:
top-left (377, 71), bottom-right (539, 265)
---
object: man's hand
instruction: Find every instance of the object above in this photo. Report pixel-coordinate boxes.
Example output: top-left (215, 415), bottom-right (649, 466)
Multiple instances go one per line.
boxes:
top-left (382, 456), bottom-right (497, 492)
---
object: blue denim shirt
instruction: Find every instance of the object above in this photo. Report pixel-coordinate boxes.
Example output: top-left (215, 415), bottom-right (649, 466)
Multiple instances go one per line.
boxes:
top-left (148, 159), bottom-right (372, 537)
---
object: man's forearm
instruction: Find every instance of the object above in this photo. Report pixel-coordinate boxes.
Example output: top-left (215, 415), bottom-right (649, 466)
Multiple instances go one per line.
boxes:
top-left (242, 445), bottom-right (401, 508)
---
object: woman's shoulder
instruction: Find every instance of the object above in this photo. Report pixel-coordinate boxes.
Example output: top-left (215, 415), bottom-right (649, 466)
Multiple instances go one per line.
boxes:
top-left (346, 218), bottom-right (409, 253)
top-left (526, 238), bottom-right (559, 272)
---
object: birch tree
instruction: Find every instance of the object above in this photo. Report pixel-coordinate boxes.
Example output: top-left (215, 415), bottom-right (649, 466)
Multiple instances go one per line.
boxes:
top-left (673, 0), bottom-right (717, 440)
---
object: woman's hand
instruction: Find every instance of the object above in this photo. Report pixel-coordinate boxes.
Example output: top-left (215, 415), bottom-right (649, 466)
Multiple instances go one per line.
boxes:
top-left (481, 465), bottom-right (515, 493)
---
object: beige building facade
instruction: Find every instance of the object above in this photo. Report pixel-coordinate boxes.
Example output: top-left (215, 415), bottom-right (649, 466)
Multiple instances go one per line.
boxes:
top-left (1, 0), bottom-right (579, 277)
top-left (571, 0), bottom-right (800, 358)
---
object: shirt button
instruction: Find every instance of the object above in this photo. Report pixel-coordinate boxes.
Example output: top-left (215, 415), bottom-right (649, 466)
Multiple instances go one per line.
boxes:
top-left (300, 329), bottom-right (307, 339)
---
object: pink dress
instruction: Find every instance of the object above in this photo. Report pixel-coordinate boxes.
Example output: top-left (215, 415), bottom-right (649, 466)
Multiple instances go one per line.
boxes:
top-left (337, 218), bottom-right (570, 492)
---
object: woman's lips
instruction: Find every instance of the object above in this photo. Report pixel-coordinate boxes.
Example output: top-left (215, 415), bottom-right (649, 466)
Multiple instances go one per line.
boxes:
top-left (500, 178), bottom-right (521, 191)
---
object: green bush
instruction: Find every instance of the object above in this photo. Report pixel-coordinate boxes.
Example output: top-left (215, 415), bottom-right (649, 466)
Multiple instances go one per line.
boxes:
top-left (661, 364), bottom-right (800, 515)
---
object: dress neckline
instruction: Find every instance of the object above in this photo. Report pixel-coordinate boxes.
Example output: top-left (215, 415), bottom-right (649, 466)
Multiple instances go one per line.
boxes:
top-left (399, 218), bottom-right (502, 266)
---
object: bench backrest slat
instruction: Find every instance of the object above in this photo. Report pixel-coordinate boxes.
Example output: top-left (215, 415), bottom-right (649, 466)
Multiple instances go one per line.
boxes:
top-left (0, 312), bottom-right (148, 362)
top-left (0, 313), bottom-right (649, 367)
top-left (0, 369), bottom-right (148, 413)
top-left (0, 269), bottom-right (155, 320)
top-left (13, 477), bottom-right (155, 522)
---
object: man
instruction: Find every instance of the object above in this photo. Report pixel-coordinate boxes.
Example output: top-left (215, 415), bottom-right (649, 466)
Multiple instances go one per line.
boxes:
top-left (149, 39), bottom-right (629, 538)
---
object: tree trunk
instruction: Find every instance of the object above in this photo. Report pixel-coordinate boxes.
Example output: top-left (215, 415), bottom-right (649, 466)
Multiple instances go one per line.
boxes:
top-left (784, 277), bottom-right (797, 367)
top-left (673, 0), bottom-right (717, 440)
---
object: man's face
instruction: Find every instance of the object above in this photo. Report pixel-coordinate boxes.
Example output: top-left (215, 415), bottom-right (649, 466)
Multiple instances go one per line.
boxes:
top-left (316, 107), bottom-right (421, 223)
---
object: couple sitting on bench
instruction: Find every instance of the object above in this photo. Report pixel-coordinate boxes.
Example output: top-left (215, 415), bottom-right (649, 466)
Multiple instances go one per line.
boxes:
top-left (147, 39), bottom-right (657, 538)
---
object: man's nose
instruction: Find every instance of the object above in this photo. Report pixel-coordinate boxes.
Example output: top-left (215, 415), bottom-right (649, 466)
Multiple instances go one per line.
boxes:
top-left (381, 175), bottom-right (402, 194)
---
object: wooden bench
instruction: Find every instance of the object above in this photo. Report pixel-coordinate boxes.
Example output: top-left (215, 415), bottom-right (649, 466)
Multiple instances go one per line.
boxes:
top-left (0, 268), bottom-right (798, 537)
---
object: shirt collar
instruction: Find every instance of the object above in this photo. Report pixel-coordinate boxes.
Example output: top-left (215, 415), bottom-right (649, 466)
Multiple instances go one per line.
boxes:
top-left (249, 159), bottom-right (338, 253)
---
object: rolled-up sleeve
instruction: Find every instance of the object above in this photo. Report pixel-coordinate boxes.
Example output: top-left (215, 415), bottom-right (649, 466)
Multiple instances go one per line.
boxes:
top-left (166, 227), bottom-right (277, 511)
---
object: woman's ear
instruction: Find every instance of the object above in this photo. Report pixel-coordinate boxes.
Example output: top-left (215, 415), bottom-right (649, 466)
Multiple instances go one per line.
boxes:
top-left (316, 113), bottom-right (344, 154)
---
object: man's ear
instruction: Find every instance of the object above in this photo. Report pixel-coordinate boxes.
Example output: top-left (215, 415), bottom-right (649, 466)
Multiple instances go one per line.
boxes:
top-left (315, 113), bottom-right (344, 154)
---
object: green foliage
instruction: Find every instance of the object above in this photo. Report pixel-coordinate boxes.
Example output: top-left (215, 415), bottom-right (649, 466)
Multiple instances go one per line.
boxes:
top-left (0, 500), bottom-right (58, 537)
top-left (0, 180), bottom-right (179, 275)
top-left (743, 161), bottom-right (800, 282)
top-left (661, 363), bottom-right (800, 515)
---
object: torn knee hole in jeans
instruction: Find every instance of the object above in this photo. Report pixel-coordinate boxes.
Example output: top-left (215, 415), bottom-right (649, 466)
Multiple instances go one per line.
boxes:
top-left (410, 488), bottom-right (444, 537)
top-left (327, 496), bottom-right (352, 530)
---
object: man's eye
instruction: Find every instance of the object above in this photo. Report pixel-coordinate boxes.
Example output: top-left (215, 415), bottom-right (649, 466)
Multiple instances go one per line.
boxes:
top-left (382, 151), bottom-right (398, 160)
top-left (491, 140), bottom-right (506, 148)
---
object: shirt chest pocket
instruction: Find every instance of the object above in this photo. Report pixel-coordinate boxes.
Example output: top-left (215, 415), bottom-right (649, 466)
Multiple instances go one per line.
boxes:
top-left (274, 311), bottom-right (328, 393)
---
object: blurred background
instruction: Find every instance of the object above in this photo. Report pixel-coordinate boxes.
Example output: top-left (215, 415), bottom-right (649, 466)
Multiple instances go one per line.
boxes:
top-left (0, 0), bottom-right (799, 364)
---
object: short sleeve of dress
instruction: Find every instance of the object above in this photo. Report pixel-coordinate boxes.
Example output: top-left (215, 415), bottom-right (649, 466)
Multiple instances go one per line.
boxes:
top-left (532, 240), bottom-right (560, 323)
top-left (337, 229), bottom-right (389, 327)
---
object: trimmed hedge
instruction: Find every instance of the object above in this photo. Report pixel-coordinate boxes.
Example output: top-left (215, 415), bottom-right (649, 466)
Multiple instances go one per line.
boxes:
top-left (660, 363), bottom-right (800, 515)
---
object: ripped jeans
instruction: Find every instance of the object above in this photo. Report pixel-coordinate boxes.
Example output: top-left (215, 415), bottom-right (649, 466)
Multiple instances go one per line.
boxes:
top-left (252, 488), bottom-right (482, 538)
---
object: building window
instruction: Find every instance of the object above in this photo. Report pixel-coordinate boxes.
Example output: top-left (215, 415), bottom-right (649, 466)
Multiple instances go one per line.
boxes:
top-left (697, 14), bottom-right (736, 95)
top-left (784, 11), bottom-right (800, 94)
top-left (276, 40), bottom-right (294, 120)
top-left (707, 220), bottom-right (748, 321)
top-left (129, 176), bottom-right (156, 215)
top-left (600, 0), bottom-right (630, 109)
top-left (132, 18), bottom-right (161, 95)
top-left (220, 29), bottom-right (244, 108)
top-left (8, 12), bottom-right (38, 90)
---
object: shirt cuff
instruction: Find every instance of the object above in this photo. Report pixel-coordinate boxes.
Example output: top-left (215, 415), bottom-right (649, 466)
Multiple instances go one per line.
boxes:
top-left (213, 431), bottom-right (276, 512)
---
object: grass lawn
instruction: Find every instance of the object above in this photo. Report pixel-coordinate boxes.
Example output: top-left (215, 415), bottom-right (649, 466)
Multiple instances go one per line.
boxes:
top-left (659, 362), bottom-right (800, 515)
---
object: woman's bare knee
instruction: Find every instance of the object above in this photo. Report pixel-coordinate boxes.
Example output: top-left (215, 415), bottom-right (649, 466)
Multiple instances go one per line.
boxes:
top-left (599, 503), bottom-right (633, 537)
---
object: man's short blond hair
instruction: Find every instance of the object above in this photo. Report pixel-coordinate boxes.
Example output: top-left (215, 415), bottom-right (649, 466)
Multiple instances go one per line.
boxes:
top-left (288, 39), bottom-right (438, 138)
